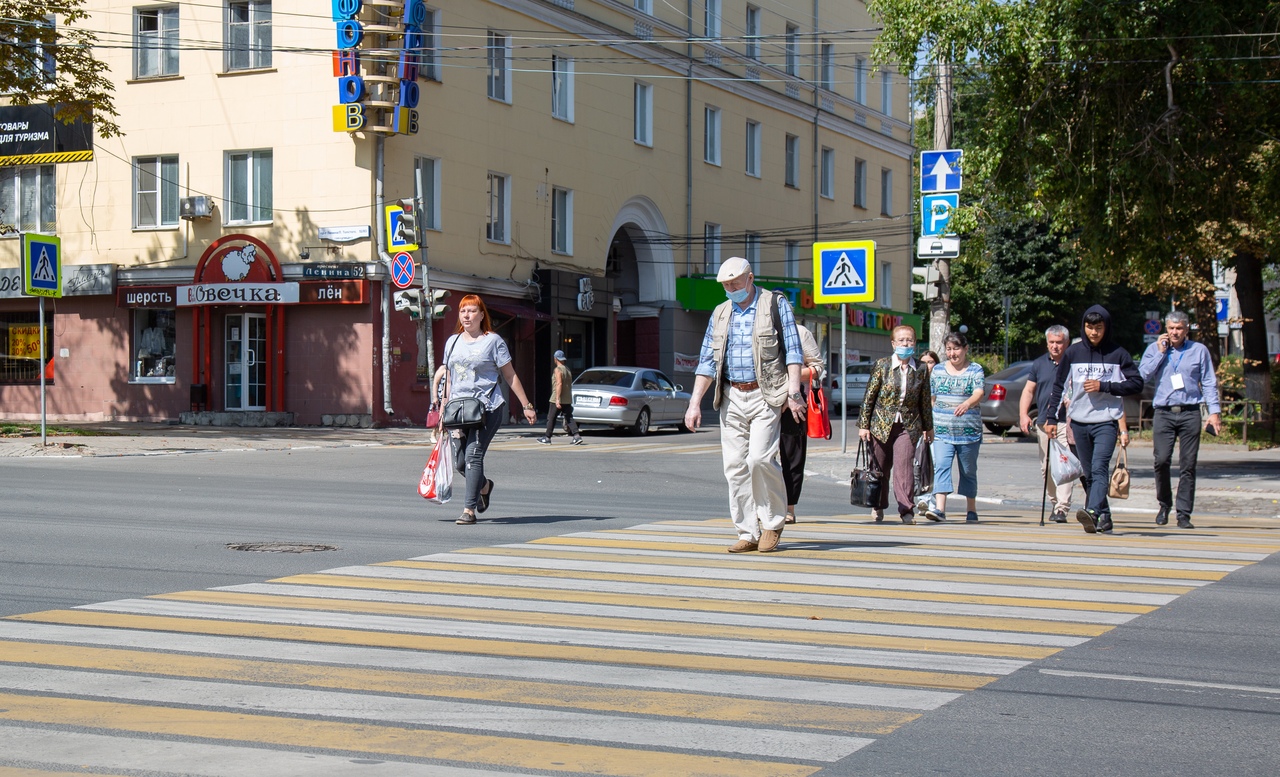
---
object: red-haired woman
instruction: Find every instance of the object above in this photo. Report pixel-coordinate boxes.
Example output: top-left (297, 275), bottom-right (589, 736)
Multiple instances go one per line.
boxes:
top-left (435, 294), bottom-right (537, 524)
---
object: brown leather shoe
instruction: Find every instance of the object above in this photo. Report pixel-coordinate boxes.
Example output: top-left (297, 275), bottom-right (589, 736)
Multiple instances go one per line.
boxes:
top-left (727, 539), bottom-right (759, 553)
top-left (759, 528), bottom-right (782, 553)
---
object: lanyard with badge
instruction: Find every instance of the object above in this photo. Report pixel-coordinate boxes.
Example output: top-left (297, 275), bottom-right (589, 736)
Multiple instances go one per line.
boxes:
top-left (1167, 343), bottom-right (1186, 391)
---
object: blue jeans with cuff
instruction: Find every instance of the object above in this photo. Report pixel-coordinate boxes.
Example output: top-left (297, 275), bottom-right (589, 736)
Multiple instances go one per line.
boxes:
top-left (932, 439), bottom-right (980, 498)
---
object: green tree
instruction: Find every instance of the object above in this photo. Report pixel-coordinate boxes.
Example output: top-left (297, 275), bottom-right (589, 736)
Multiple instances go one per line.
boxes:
top-left (872, 0), bottom-right (1279, 399)
top-left (0, 0), bottom-right (120, 137)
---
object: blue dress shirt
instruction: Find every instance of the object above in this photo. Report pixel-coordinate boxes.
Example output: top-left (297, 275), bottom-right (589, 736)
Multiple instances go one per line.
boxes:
top-left (1138, 339), bottom-right (1221, 414)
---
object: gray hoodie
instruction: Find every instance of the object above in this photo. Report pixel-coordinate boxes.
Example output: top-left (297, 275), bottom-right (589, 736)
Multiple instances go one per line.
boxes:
top-left (1043, 305), bottom-right (1144, 424)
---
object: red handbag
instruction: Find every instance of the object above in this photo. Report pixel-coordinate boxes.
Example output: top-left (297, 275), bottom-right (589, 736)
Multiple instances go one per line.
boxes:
top-left (425, 404), bottom-right (441, 429)
top-left (806, 377), bottom-right (832, 439)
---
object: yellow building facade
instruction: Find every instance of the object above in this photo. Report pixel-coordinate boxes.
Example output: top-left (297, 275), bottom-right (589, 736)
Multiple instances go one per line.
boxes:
top-left (0, 0), bottom-right (914, 425)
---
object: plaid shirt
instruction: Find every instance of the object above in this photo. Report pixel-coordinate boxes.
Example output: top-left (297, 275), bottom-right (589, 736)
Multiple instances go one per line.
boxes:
top-left (695, 289), bottom-right (804, 381)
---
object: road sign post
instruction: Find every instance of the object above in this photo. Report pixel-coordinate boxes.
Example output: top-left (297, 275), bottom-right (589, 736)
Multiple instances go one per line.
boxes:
top-left (20, 233), bottom-right (62, 446)
top-left (812, 240), bottom-right (876, 452)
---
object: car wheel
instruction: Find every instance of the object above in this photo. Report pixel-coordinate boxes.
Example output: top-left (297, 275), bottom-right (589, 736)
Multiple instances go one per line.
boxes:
top-left (631, 408), bottom-right (651, 436)
top-left (984, 422), bottom-right (1010, 435)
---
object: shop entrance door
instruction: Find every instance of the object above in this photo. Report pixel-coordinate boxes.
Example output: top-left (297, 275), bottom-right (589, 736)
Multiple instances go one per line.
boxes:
top-left (224, 313), bottom-right (267, 410)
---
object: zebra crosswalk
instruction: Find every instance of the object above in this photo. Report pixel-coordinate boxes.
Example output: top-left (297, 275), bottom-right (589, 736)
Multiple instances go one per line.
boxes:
top-left (1, 515), bottom-right (1276, 775)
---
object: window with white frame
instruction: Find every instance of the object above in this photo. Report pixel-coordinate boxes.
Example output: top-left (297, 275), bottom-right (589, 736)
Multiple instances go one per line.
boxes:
top-left (704, 106), bottom-right (721, 165)
top-left (6, 15), bottom-right (55, 88)
top-left (413, 156), bottom-right (440, 231)
top-left (819, 42), bottom-right (833, 90)
top-left (853, 158), bottom-right (867, 208)
top-left (0, 166), bottom-right (56, 233)
top-left (551, 54), bottom-right (574, 121)
top-left (420, 6), bottom-right (440, 81)
top-left (745, 233), bottom-right (760, 267)
top-left (784, 134), bottom-right (799, 188)
top-left (551, 187), bottom-right (573, 254)
top-left (634, 0), bottom-right (652, 14)
top-left (880, 67), bottom-right (893, 116)
top-left (703, 223), bottom-right (721, 273)
top-left (820, 147), bottom-right (834, 200)
top-left (134, 155), bottom-right (179, 228)
top-left (131, 308), bottom-right (176, 382)
top-left (704, 0), bottom-right (721, 40)
top-left (135, 6), bottom-right (179, 78)
top-left (224, 150), bottom-right (272, 224)
top-left (744, 6), bottom-right (760, 59)
top-left (486, 172), bottom-right (509, 243)
top-left (855, 57), bottom-right (867, 104)
top-left (784, 241), bottom-right (799, 280)
top-left (225, 1), bottom-right (271, 71)
top-left (634, 82), bottom-right (653, 146)
top-left (487, 31), bottom-right (511, 102)
top-left (784, 24), bottom-right (799, 76)
top-left (744, 120), bottom-right (761, 177)
top-left (879, 260), bottom-right (893, 308)
top-left (880, 167), bottom-right (893, 216)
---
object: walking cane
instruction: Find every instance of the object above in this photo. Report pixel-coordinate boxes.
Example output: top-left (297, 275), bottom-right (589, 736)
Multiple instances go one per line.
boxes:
top-left (1040, 436), bottom-right (1050, 527)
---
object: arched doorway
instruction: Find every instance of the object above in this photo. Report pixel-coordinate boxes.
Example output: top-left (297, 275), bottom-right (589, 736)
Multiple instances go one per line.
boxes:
top-left (607, 197), bottom-right (675, 369)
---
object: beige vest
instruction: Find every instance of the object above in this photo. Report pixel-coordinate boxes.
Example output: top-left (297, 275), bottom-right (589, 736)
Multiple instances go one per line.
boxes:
top-left (708, 288), bottom-right (790, 410)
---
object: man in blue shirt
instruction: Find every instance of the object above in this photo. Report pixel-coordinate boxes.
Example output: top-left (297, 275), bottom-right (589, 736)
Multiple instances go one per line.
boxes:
top-left (685, 257), bottom-right (806, 553)
top-left (1138, 311), bottom-right (1222, 529)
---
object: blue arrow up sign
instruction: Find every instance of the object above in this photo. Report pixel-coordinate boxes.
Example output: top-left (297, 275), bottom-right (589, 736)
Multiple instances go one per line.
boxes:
top-left (920, 149), bottom-right (963, 193)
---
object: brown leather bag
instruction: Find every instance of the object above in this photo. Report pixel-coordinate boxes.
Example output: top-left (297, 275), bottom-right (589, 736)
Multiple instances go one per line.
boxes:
top-left (1108, 447), bottom-right (1130, 499)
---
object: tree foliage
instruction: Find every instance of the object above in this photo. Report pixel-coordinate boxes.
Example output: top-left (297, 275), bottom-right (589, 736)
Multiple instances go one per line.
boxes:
top-left (0, 0), bottom-right (120, 137)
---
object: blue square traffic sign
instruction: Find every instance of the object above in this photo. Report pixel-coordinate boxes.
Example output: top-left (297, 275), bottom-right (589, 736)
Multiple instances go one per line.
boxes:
top-left (812, 240), bottom-right (875, 304)
top-left (21, 233), bottom-right (62, 298)
top-left (920, 149), bottom-right (962, 193)
top-left (921, 193), bottom-right (959, 236)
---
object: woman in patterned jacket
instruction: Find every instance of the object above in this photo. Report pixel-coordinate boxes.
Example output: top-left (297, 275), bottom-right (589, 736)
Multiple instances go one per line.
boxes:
top-left (858, 325), bottom-right (934, 523)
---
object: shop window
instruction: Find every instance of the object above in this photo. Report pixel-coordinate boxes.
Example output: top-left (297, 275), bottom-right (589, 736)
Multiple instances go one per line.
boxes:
top-left (131, 308), bottom-right (176, 382)
top-left (0, 165), bottom-right (56, 234)
top-left (225, 0), bottom-right (271, 71)
top-left (0, 311), bottom-right (54, 385)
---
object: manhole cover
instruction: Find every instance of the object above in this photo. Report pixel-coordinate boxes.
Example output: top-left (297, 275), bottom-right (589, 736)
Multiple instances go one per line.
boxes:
top-left (225, 542), bottom-right (339, 553)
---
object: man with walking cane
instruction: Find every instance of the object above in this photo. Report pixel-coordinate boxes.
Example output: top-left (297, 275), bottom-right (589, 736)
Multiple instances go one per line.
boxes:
top-left (1021, 325), bottom-right (1075, 523)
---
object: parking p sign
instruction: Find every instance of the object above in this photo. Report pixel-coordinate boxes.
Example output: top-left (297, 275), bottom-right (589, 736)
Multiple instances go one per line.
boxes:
top-left (21, 234), bottom-right (62, 298)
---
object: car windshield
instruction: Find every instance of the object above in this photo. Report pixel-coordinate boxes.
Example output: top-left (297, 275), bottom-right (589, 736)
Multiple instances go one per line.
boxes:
top-left (846, 364), bottom-right (872, 376)
top-left (989, 362), bottom-right (1033, 380)
top-left (575, 370), bottom-right (635, 388)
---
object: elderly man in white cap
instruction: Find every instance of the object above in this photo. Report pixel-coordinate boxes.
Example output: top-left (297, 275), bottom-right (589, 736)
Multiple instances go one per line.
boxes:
top-left (685, 257), bottom-right (807, 553)
top-left (538, 349), bottom-right (584, 445)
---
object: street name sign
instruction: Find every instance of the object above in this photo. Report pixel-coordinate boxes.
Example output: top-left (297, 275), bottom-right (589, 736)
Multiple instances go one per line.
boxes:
top-left (812, 240), bottom-right (875, 304)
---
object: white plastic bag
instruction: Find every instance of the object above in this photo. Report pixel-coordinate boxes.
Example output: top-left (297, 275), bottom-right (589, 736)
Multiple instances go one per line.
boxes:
top-left (1048, 439), bottom-right (1084, 486)
top-left (418, 433), bottom-right (454, 503)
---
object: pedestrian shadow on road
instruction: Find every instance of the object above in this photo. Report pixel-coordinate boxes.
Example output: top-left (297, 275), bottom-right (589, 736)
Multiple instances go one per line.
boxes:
top-left (779, 540), bottom-right (915, 551)
top-left (436, 514), bottom-right (618, 525)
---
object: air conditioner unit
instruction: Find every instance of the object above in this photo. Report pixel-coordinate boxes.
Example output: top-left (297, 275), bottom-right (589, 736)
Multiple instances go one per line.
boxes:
top-left (180, 196), bottom-right (214, 221)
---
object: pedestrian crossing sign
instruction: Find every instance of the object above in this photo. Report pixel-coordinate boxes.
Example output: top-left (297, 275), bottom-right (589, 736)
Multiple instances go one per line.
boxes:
top-left (812, 240), bottom-right (875, 303)
top-left (21, 233), bottom-right (62, 298)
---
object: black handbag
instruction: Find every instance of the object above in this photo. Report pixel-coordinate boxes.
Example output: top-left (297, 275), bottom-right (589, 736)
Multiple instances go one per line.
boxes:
top-left (913, 434), bottom-right (934, 495)
top-left (441, 396), bottom-right (486, 429)
top-left (850, 439), bottom-right (883, 508)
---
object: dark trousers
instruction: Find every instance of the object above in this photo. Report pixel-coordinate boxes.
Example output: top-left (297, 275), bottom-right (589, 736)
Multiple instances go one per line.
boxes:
top-left (1153, 408), bottom-right (1201, 517)
top-left (779, 412), bottom-right (807, 506)
top-left (1072, 420), bottom-right (1118, 516)
top-left (544, 403), bottom-right (581, 438)
top-left (871, 423), bottom-right (916, 516)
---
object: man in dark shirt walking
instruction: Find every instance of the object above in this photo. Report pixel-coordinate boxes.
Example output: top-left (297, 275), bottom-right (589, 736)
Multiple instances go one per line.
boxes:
top-left (1020, 325), bottom-right (1074, 522)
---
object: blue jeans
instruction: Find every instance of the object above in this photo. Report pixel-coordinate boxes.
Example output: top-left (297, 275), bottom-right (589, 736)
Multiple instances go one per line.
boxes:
top-left (452, 408), bottom-right (504, 511)
top-left (1072, 420), bottom-right (1118, 516)
top-left (932, 439), bottom-right (980, 498)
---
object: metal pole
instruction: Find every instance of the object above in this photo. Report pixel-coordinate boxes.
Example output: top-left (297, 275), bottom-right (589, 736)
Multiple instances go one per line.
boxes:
top-left (39, 295), bottom-right (46, 446)
top-left (841, 303), bottom-right (848, 454)
top-left (375, 133), bottom-right (393, 416)
top-left (1003, 295), bottom-right (1011, 366)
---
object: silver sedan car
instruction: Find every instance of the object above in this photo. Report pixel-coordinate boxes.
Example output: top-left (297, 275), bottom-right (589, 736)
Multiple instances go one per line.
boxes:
top-left (571, 367), bottom-right (693, 435)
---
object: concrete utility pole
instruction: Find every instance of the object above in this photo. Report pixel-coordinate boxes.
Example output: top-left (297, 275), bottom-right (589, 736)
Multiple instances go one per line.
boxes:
top-left (929, 59), bottom-right (953, 355)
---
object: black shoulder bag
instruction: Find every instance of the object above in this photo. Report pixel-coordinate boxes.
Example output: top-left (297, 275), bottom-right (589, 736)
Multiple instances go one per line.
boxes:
top-left (440, 336), bottom-right (489, 430)
top-left (850, 438), bottom-right (884, 508)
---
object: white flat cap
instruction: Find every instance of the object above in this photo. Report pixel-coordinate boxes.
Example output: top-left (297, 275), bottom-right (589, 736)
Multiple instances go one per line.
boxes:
top-left (716, 256), bottom-right (752, 283)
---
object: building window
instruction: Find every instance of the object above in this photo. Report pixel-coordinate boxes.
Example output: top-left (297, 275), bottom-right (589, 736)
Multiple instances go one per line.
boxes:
top-left (225, 1), bottom-right (271, 71)
top-left (704, 106), bottom-right (721, 166)
top-left (880, 260), bottom-right (893, 308)
top-left (880, 67), bottom-right (893, 116)
top-left (487, 172), bottom-right (509, 243)
top-left (0, 311), bottom-right (54, 386)
top-left (784, 241), bottom-right (799, 280)
top-left (744, 120), bottom-right (761, 177)
top-left (703, 223), bottom-right (721, 273)
top-left (551, 54), bottom-right (574, 122)
top-left (784, 24), bottom-right (799, 76)
top-left (704, 0), bottom-right (721, 40)
top-left (224, 150), bottom-right (272, 224)
top-left (854, 158), bottom-right (867, 208)
top-left (551, 187), bottom-right (573, 255)
top-left (880, 167), bottom-right (893, 216)
top-left (135, 6), bottom-right (179, 78)
top-left (855, 57), bottom-right (867, 104)
top-left (134, 155), bottom-right (179, 229)
top-left (414, 156), bottom-right (440, 231)
top-left (420, 6), bottom-right (440, 81)
top-left (819, 42), bottom-right (833, 90)
top-left (0, 166), bottom-right (56, 233)
top-left (745, 233), bottom-right (760, 267)
top-left (634, 82), bottom-right (653, 146)
top-left (634, 0), bottom-right (652, 13)
top-left (745, 6), bottom-right (760, 60)
top-left (131, 308), bottom-right (177, 382)
top-left (6, 15), bottom-right (56, 87)
top-left (784, 134), bottom-right (799, 188)
top-left (820, 147), bottom-right (834, 200)
top-left (487, 31), bottom-right (511, 102)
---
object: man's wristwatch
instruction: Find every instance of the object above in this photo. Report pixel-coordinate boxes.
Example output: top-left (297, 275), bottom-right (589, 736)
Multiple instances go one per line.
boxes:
top-left (790, 392), bottom-right (805, 403)
top-left (524, 403), bottom-right (534, 410)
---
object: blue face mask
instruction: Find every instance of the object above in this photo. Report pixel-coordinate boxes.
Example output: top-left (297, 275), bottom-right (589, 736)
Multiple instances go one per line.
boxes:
top-left (725, 286), bottom-right (751, 304)
top-left (894, 345), bottom-right (916, 360)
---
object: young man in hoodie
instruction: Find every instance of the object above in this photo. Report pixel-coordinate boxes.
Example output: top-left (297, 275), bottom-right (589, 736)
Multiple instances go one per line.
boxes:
top-left (1042, 305), bottom-right (1144, 534)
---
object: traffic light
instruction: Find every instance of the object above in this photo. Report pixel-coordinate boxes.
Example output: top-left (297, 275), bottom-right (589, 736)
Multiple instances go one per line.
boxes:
top-left (393, 289), bottom-right (423, 319)
top-left (393, 198), bottom-right (418, 246)
top-left (426, 288), bottom-right (450, 318)
top-left (912, 265), bottom-right (940, 300)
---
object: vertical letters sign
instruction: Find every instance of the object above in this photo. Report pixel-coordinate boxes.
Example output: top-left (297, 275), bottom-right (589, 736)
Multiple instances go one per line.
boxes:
top-left (331, 0), bottom-right (424, 135)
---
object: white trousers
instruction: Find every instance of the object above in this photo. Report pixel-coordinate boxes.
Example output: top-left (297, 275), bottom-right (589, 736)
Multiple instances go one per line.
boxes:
top-left (720, 386), bottom-right (787, 540)
top-left (1036, 422), bottom-right (1074, 512)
